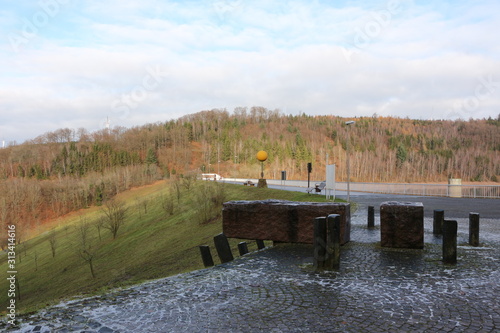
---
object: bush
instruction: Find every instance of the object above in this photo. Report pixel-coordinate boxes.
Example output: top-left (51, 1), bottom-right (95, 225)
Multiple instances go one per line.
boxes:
top-left (195, 182), bottom-right (226, 224)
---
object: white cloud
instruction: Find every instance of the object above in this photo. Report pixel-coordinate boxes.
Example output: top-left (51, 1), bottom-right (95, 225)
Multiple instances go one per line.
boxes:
top-left (0, 0), bottom-right (499, 143)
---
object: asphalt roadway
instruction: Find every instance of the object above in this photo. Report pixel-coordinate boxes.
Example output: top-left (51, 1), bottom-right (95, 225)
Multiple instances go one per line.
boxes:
top-left (268, 184), bottom-right (500, 219)
top-left (4, 186), bottom-right (499, 332)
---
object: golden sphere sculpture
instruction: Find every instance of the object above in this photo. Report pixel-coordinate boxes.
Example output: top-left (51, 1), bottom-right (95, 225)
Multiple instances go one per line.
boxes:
top-left (256, 150), bottom-right (268, 162)
top-left (256, 150), bottom-right (268, 188)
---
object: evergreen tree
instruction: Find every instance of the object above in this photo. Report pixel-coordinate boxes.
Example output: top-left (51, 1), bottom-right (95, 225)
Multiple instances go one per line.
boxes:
top-left (145, 148), bottom-right (158, 165)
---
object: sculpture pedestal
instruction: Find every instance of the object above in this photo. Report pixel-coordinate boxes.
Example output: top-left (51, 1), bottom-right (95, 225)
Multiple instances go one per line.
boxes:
top-left (223, 200), bottom-right (351, 244)
top-left (380, 201), bottom-right (424, 249)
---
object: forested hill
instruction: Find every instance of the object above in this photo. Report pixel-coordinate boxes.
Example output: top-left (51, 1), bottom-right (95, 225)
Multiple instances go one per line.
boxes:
top-left (6, 107), bottom-right (499, 183)
top-left (1, 108), bottom-right (499, 236)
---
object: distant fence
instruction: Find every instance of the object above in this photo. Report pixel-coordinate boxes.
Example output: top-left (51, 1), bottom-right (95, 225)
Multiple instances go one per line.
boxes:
top-left (335, 182), bottom-right (500, 199)
top-left (222, 178), bottom-right (500, 199)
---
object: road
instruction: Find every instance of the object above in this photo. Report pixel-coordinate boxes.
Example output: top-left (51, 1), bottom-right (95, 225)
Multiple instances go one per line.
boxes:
top-left (264, 184), bottom-right (500, 219)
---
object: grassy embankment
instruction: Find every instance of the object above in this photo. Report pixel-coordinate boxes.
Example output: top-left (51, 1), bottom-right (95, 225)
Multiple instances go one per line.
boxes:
top-left (1, 180), bottom-right (339, 316)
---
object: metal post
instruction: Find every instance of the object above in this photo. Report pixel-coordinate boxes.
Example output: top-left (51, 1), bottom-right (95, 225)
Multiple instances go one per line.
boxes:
top-left (346, 132), bottom-right (350, 202)
top-left (367, 206), bottom-right (375, 228)
top-left (469, 212), bottom-right (480, 246)
top-left (325, 153), bottom-right (329, 200)
top-left (307, 162), bottom-right (312, 188)
top-left (433, 209), bottom-right (444, 235)
top-left (345, 121), bottom-right (355, 201)
top-left (442, 220), bottom-right (457, 264)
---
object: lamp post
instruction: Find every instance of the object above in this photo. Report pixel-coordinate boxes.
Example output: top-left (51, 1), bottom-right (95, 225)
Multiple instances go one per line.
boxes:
top-left (256, 150), bottom-right (268, 188)
top-left (345, 120), bottom-right (355, 201)
top-left (217, 144), bottom-right (220, 175)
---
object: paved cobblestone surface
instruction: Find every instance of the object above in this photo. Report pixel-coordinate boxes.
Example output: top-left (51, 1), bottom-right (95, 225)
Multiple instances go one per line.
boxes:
top-left (3, 205), bottom-right (500, 332)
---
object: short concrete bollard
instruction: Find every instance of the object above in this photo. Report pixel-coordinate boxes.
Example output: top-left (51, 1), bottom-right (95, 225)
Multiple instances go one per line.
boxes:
top-left (313, 217), bottom-right (327, 271)
top-left (326, 214), bottom-right (341, 270)
top-left (442, 220), bottom-right (457, 264)
top-left (469, 212), bottom-right (480, 246)
top-left (433, 209), bottom-right (444, 235)
top-left (367, 206), bottom-right (375, 228)
top-left (199, 245), bottom-right (214, 268)
top-left (256, 239), bottom-right (265, 250)
top-left (213, 233), bottom-right (234, 263)
top-left (238, 242), bottom-right (249, 256)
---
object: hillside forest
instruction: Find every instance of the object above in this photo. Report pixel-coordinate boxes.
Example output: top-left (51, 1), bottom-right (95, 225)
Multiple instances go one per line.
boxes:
top-left (1, 107), bottom-right (499, 242)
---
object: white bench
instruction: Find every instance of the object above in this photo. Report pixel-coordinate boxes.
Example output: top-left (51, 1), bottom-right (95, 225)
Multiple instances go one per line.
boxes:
top-left (307, 181), bottom-right (326, 194)
top-left (243, 180), bottom-right (255, 187)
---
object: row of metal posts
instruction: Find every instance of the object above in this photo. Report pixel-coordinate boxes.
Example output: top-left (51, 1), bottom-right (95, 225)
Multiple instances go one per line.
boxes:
top-left (367, 206), bottom-right (481, 265)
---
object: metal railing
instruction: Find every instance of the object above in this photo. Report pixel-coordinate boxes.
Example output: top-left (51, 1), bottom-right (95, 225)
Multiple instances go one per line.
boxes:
top-left (222, 178), bottom-right (500, 199)
top-left (334, 182), bottom-right (500, 199)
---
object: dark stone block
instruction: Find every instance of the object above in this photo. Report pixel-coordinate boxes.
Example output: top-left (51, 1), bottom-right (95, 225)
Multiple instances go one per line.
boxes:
top-left (443, 219), bottom-right (458, 264)
top-left (313, 217), bottom-right (327, 270)
top-left (433, 209), bottom-right (444, 235)
top-left (213, 233), bottom-right (234, 263)
top-left (367, 206), bottom-right (375, 228)
top-left (256, 239), bottom-right (265, 249)
top-left (326, 214), bottom-right (341, 270)
top-left (380, 201), bottom-right (424, 249)
top-left (469, 212), bottom-right (480, 246)
top-left (199, 245), bottom-right (214, 267)
top-left (238, 242), bottom-right (249, 256)
top-left (222, 200), bottom-right (350, 244)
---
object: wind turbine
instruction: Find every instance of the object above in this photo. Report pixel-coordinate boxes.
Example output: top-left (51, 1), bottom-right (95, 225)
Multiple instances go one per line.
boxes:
top-left (103, 116), bottom-right (110, 132)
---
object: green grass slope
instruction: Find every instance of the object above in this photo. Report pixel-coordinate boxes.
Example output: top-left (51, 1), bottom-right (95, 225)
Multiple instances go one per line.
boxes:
top-left (1, 180), bottom-right (339, 316)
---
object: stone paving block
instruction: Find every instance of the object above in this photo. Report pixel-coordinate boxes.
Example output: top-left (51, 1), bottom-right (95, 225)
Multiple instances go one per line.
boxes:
top-left (380, 201), bottom-right (424, 249)
top-left (222, 199), bottom-right (350, 244)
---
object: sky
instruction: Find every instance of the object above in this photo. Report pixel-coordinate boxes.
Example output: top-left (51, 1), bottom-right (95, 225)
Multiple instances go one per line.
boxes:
top-left (1, 0), bottom-right (499, 144)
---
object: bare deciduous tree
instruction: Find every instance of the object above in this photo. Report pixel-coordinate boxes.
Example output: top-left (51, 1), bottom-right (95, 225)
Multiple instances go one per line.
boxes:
top-left (76, 218), bottom-right (99, 278)
top-left (94, 216), bottom-right (105, 241)
top-left (102, 200), bottom-right (128, 239)
top-left (195, 182), bottom-right (226, 225)
top-left (141, 198), bottom-right (149, 215)
top-left (182, 173), bottom-right (196, 191)
top-left (49, 230), bottom-right (57, 258)
top-left (161, 193), bottom-right (175, 216)
top-left (172, 178), bottom-right (182, 203)
top-left (34, 250), bottom-right (39, 271)
top-left (0, 237), bottom-right (7, 251)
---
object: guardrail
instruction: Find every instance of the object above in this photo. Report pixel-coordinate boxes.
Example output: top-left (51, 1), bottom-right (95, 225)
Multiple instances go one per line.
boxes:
top-left (221, 178), bottom-right (500, 199)
top-left (335, 182), bottom-right (500, 199)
